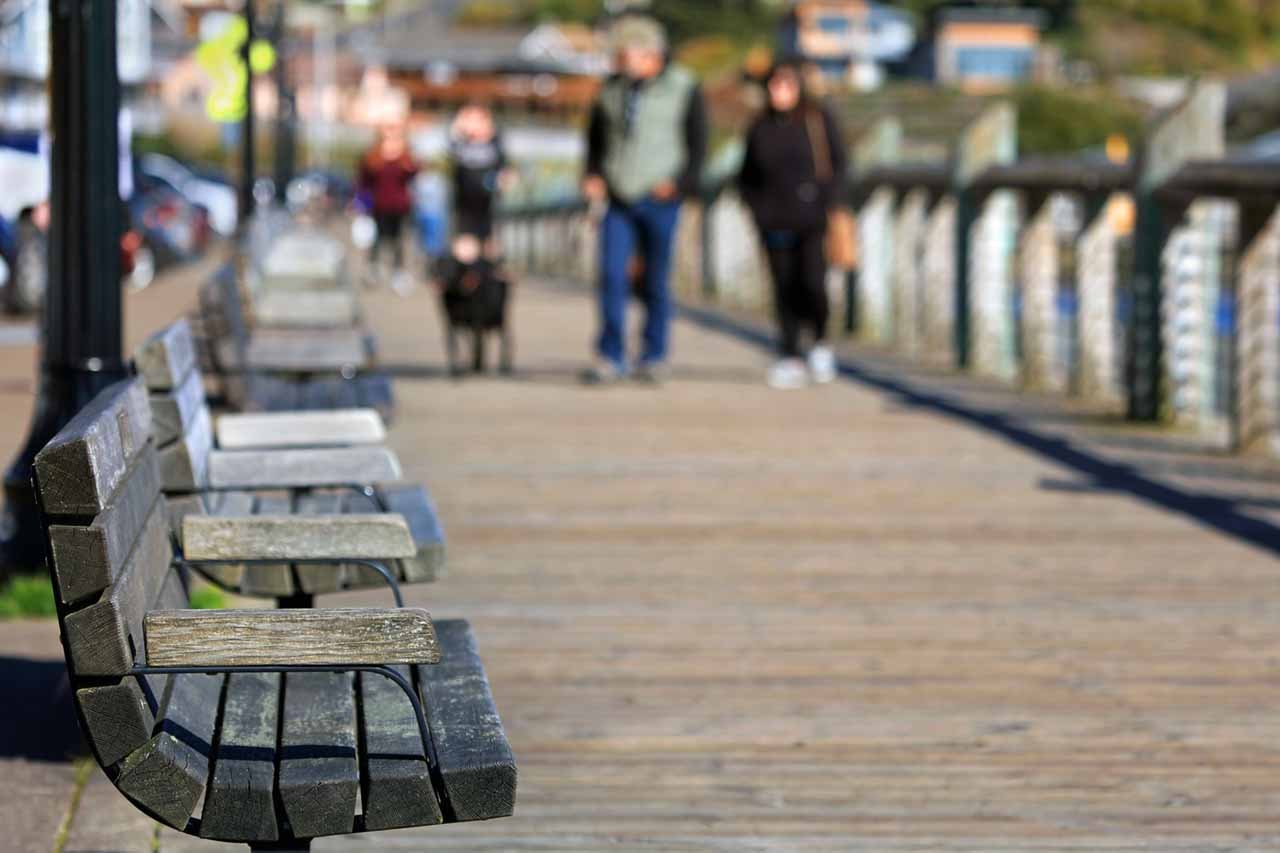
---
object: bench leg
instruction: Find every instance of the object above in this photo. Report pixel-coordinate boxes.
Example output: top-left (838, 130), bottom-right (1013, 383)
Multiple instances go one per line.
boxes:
top-left (277, 593), bottom-right (315, 610)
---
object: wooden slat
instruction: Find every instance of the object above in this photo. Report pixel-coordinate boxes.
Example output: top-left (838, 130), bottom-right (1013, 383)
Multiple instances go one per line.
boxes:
top-left (114, 672), bottom-right (222, 830)
top-left (294, 492), bottom-right (348, 594)
top-left (143, 608), bottom-right (441, 668)
top-left (199, 672), bottom-right (280, 842)
top-left (215, 409), bottom-right (386, 450)
top-left (183, 491), bottom-right (255, 589)
top-left (158, 404), bottom-right (213, 493)
top-left (76, 674), bottom-right (164, 768)
top-left (347, 486), bottom-right (446, 584)
top-left (135, 320), bottom-right (198, 392)
top-left (62, 501), bottom-right (173, 677)
top-left (239, 493), bottom-right (294, 597)
top-left (182, 513), bottom-right (415, 562)
top-left (360, 667), bottom-right (444, 831)
top-left (418, 620), bottom-right (517, 822)
top-left (206, 446), bottom-right (402, 490)
top-left (255, 290), bottom-right (359, 328)
top-left (48, 448), bottom-right (160, 605)
top-left (279, 672), bottom-right (359, 838)
top-left (243, 329), bottom-right (368, 372)
top-left (148, 368), bottom-right (206, 447)
top-left (35, 379), bottom-right (152, 516)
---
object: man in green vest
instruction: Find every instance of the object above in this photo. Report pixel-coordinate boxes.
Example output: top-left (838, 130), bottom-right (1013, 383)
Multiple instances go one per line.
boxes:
top-left (582, 15), bottom-right (707, 384)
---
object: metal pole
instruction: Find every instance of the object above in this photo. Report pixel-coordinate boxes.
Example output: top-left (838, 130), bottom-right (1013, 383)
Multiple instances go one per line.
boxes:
top-left (1, 0), bottom-right (126, 571)
top-left (239, 0), bottom-right (257, 225)
top-left (271, 1), bottom-right (295, 206)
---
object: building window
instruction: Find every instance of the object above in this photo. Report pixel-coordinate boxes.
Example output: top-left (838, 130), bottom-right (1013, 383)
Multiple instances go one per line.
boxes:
top-left (814, 15), bottom-right (852, 35)
top-left (953, 46), bottom-right (1034, 80)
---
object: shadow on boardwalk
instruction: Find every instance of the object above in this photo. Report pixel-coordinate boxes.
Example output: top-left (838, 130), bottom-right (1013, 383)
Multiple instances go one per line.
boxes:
top-left (680, 303), bottom-right (1280, 560)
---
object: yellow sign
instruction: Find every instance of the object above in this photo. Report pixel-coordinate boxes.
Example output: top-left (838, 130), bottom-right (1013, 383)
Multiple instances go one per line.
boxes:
top-left (196, 16), bottom-right (277, 123)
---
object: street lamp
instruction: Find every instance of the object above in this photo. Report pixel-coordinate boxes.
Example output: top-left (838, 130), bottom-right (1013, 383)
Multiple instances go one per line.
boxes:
top-left (1, 0), bottom-right (126, 571)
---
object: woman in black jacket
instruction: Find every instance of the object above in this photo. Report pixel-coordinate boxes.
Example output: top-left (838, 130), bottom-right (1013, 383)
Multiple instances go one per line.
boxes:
top-left (738, 60), bottom-right (846, 389)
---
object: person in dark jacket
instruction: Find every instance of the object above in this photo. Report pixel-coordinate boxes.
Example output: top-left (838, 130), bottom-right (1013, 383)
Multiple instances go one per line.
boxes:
top-left (448, 103), bottom-right (512, 254)
top-left (358, 124), bottom-right (419, 289)
top-left (738, 60), bottom-right (846, 389)
top-left (581, 15), bottom-right (708, 385)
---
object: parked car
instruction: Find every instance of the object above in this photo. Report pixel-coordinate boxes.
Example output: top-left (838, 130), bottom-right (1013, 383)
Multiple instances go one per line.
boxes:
top-left (131, 167), bottom-right (213, 266)
top-left (138, 153), bottom-right (238, 237)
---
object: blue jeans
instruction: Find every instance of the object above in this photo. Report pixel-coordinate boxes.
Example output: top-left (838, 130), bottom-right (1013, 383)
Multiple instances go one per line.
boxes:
top-left (597, 198), bottom-right (682, 368)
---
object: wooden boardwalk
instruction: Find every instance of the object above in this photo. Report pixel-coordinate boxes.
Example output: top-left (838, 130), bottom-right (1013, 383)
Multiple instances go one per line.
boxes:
top-left (303, 277), bottom-right (1280, 850)
top-left (14, 268), bottom-right (1280, 851)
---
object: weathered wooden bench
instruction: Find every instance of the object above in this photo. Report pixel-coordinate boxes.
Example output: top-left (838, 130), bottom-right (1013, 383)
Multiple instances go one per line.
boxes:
top-left (136, 320), bottom-right (444, 603)
top-left (249, 228), bottom-right (361, 328)
top-left (199, 266), bottom-right (395, 418)
top-left (34, 379), bottom-right (516, 850)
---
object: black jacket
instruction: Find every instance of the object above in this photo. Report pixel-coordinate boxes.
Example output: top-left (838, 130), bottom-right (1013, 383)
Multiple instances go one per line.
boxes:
top-left (738, 104), bottom-right (847, 233)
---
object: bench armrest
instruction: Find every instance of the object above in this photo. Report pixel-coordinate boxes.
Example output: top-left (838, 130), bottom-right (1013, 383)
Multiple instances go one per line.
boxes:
top-left (182, 514), bottom-right (417, 562)
top-left (215, 409), bottom-right (387, 450)
top-left (206, 447), bottom-right (402, 490)
top-left (143, 607), bottom-right (440, 668)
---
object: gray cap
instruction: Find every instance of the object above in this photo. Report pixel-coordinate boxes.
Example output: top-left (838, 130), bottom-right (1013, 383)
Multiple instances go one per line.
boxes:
top-left (609, 15), bottom-right (667, 55)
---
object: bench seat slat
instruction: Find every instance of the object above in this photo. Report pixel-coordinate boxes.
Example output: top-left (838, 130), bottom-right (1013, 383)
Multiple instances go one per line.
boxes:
top-left (200, 672), bottom-right (280, 842)
top-left (346, 486), bottom-right (446, 584)
top-left (360, 666), bottom-right (444, 831)
top-left (239, 493), bottom-right (294, 597)
top-left (114, 671), bottom-right (223, 831)
top-left (294, 493), bottom-right (348, 594)
top-left (279, 672), bottom-right (359, 838)
top-left (418, 620), bottom-right (517, 822)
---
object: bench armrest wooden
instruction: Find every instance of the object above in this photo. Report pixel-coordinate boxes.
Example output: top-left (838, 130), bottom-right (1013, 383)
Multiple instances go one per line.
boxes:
top-left (215, 409), bottom-right (386, 450)
top-left (143, 608), bottom-right (440, 668)
top-left (182, 514), bottom-right (417, 562)
top-left (206, 446), bottom-right (402, 490)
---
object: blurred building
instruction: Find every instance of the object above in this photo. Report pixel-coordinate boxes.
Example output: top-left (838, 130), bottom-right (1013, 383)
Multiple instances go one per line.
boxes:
top-left (344, 7), bottom-right (606, 122)
top-left (932, 6), bottom-right (1046, 92)
top-left (778, 1), bottom-right (916, 91)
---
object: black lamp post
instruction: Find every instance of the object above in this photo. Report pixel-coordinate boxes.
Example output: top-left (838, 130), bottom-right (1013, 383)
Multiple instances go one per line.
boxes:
top-left (272, 1), bottom-right (297, 205)
top-left (1, 0), bottom-right (127, 571)
top-left (240, 0), bottom-right (257, 226)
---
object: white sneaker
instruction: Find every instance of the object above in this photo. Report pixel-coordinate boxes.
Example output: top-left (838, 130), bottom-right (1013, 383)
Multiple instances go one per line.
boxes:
top-left (767, 358), bottom-right (808, 390)
top-left (807, 345), bottom-right (836, 384)
top-left (391, 271), bottom-right (414, 297)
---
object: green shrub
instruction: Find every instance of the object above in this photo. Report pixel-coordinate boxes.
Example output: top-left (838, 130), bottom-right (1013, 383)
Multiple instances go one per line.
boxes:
top-left (1013, 85), bottom-right (1146, 157)
top-left (0, 574), bottom-right (57, 619)
top-left (189, 584), bottom-right (228, 611)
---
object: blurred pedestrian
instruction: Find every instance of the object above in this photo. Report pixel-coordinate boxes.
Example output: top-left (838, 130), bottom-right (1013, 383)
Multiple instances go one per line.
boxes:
top-left (738, 60), bottom-right (847, 390)
top-left (581, 15), bottom-right (707, 385)
top-left (357, 123), bottom-right (419, 292)
top-left (449, 102), bottom-right (513, 258)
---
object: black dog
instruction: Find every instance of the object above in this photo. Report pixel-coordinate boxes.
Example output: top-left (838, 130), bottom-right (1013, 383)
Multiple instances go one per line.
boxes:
top-left (436, 251), bottom-right (513, 376)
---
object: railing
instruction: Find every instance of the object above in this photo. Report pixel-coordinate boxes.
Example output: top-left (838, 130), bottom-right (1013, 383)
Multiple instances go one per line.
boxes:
top-left (499, 80), bottom-right (1280, 459)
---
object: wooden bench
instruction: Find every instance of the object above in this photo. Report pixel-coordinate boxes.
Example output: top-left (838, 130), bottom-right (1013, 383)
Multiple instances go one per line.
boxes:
top-left (136, 321), bottom-right (444, 602)
top-left (249, 226), bottom-right (361, 327)
top-left (34, 379), bottom-right (516, 850)
top-left (199, 266), bottom-right (395, 419)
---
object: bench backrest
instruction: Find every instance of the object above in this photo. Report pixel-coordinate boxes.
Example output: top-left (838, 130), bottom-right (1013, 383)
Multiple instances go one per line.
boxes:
top-left (35, 378), bottom-right (192, 769)
top-left (135, 320), bottom-right (215, 493)
top-left (255, 228), bottom-right (349, 292)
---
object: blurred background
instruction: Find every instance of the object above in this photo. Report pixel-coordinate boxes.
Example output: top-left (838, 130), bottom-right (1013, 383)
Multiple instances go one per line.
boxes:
top-left (1, 0), bottom-right (1278, 316)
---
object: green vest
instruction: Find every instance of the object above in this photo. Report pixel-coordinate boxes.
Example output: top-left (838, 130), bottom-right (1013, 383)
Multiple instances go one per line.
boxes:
top-left (598, 65), bottom-right (696, 203)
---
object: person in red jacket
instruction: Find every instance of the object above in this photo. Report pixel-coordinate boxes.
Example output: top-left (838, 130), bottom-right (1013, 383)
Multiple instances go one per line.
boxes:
top-left (358, 123), bottom-right (419, 288)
